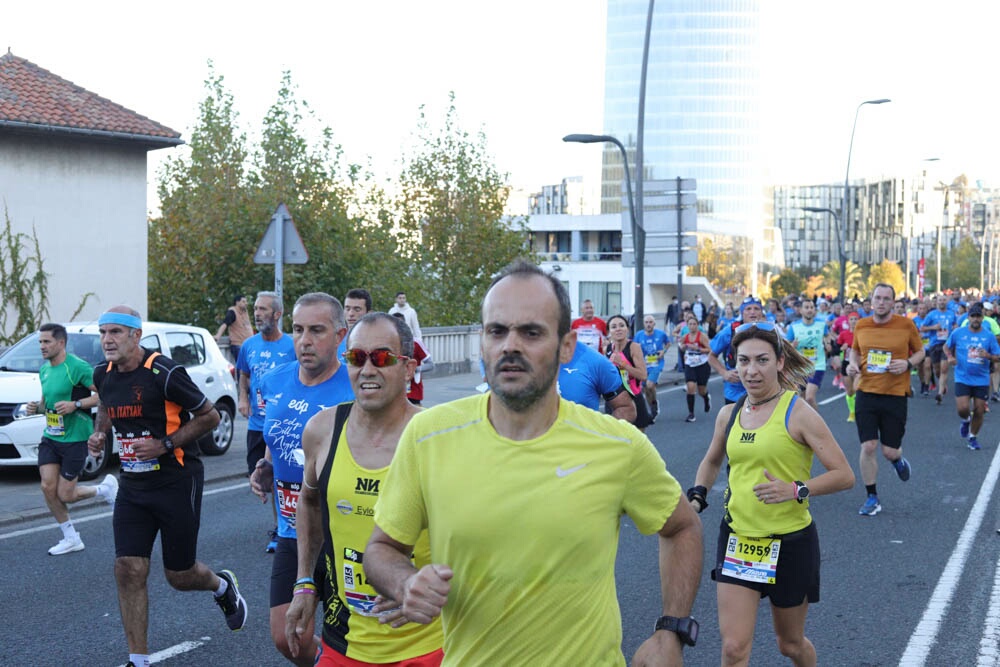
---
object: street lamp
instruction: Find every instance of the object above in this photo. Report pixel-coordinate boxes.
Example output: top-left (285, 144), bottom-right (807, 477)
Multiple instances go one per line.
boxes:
top-left (842, 98), bottom-right (891, 302)
top-left (801, 206), bottom-right (845, 294)
top-left (563, 133), bottom-right (645, 325)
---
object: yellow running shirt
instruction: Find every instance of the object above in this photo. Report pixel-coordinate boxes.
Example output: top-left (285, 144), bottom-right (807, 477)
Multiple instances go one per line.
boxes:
top-left (375, 393), bottom-right (682, 667)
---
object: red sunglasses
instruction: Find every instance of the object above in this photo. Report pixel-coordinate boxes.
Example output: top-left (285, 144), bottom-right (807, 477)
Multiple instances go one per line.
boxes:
top-left (343, 348), bottom-right (410, 368)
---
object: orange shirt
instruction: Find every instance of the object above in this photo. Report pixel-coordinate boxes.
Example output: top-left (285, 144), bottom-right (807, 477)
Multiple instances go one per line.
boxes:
top-left (851, 315), bottom-right (923, 396)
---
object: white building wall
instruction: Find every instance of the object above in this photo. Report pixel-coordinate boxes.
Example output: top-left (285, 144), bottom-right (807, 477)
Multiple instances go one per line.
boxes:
top-left (0, 135), bottom-right (148, 325)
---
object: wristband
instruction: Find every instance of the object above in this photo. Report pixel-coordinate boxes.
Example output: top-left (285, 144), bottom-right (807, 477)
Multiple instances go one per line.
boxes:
top-left (686, 485), bottom-right (708, 513)
top-left (295, 577), bottom-right (315, 586)
top-left (293, 588), bottom-right (317, 596)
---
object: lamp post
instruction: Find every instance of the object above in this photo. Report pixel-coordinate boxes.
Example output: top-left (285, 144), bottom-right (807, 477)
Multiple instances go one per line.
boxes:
top-left (842, 98), bottom-right (891, 302)
top-left (563, 133), bottom-right (644, 324)
top-left (802, 206), bottom-right (845, 295)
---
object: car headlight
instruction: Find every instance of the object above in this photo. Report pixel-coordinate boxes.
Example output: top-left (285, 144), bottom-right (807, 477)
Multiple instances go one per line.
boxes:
top-left (12, 403), bottom-right (32, 420)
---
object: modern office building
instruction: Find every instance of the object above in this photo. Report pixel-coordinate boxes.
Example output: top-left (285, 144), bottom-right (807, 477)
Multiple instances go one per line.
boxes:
top-left (602, 1), bottom-right (765, 245)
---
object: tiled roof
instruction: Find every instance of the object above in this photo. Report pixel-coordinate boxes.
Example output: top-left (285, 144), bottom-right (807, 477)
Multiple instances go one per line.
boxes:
top-left (0, 51), bottom-right (181, 145)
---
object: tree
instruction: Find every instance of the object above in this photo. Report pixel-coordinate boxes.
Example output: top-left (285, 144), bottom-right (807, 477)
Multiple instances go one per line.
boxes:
top-left (770, 268), bottom-right (805, 299)
top-left (393, 94), bottom-right (527, 325)
top-left (818, 260), bottom-right (866, 299)
top-left (925, 237), bottom-right (983, 293)
top-left (866, 259), bottom-right (906, 296)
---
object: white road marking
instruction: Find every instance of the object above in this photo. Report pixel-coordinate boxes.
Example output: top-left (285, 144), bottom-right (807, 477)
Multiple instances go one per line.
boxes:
top-left (819, 391), bottom-right (846, 405)
top-left (899, 441), bottom-right (1000, 666)
top-left (115, 637), bottom-right (211, 666)
top-left (977, 556), bottom-right (1000, 666)
top-left (0, 481), bottom-right (248, 540)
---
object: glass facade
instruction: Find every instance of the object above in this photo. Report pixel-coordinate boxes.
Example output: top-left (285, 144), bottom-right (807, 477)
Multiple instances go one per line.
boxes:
top-left (602, 0), bottom-right (763, 237)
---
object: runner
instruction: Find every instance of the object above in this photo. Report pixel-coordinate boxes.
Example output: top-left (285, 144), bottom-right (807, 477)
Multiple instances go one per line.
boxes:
top-left (679, 312), bottom-right (712, 423)
top-left (710, 296), bottom-right (768, 405)
top-left (911, 300), bottom-right (933, 396)
top-left (784, 298), bottom-right (828, 411)
top-left (921, 294), bottom-right (958, 405)
top-left (944, 303), bottom-right (1000, 450)
top-left (634, 314), bottom-right (669, 421)
top-left (836, 312), bottom-right (860, 422)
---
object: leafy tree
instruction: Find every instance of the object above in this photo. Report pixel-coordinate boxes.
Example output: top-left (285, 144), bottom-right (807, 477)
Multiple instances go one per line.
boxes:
top-left (770, 268), bottom-right (805, 299)
top-left (393, 94), bottom-right (527, 325)
top-left (924, 237), bottom-right (982, 293)
top-left (866, 259), bottom-right (905, 295)
top-left (818, 260), bottom-right (866, 299)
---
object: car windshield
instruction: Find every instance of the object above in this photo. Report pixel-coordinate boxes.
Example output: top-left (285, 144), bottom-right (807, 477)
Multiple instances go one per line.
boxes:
top-left (0, 332), bottom-right (105, 372)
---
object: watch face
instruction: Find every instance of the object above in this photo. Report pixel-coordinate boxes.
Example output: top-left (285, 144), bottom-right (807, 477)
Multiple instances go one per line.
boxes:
top-left (797, 484), bottom-right (809, 499)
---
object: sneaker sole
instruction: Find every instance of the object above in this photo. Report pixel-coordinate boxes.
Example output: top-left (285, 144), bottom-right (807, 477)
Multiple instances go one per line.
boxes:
top-left (859, 505), bottom-right (882, 516)
top-left (218, 570), bottom-right (248, 631)
top-left (49, 542), bottom-right (85, 555)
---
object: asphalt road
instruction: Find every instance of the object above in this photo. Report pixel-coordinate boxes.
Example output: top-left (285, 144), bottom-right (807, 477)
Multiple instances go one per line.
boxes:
top-left (4, 370), bottom-right (1000, 665)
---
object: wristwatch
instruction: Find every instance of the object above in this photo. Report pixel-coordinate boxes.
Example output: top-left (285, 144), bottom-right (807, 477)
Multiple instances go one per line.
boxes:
top-left (794, 480), bottom-right (810, 503)
top-left (74, 400), bottom-right (83, 410)
top-left (162, 436), bottom-right (176, 452)
top-left (906, 359), bottom-right (914, 371)
top-left (653, 615), bottom-right (699, 647)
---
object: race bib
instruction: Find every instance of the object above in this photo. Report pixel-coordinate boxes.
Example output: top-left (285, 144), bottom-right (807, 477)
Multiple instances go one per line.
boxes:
top-left (255, 388), bottom-right (266, 413)
top-left (685, 350), bottom-right (708, 367)
top-left (867, 349), bottom-right (892, 373)
top-left (44, 411), bottom-right (65, 437)
top-left (576, 328), bottom-right (601, 351)
top-left (722, 533), bottom-right (781, 584)
top-left (802, 346), bottom-right (817, 360)
top-left (119, 434), bottom-right (160, 474)
top-left (967, 344), bottom-right (987, 365)
top-left (646, 354), bottom-right (660, 366)
top-left (276, 479), bottom-right (301, 528)
top-left (342, 547), bottom-right (406, 618)
top-left (937, 329), bottom-right (949, 341)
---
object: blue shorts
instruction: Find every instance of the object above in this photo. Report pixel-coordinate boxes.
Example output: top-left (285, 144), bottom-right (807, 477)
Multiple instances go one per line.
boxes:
top-left (956, 382), bottom-right (990, 400)
top-left (807, 370), bottom-right (825, 387)
top-left (647, 365), bottom-right (663, 384)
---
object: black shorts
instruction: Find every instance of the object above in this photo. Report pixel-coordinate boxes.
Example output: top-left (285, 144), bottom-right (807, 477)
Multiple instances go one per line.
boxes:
top-left (712, 520), bottom-right (820, 608)
top-left (929, 345), bottom-right (947, 365)
top-left (271, 536), bottom-right (326, 608)
top-left (246, 429), bottom-right (266, 476)
top-left (840, 358), bottom-right (850, 376)
top-left (37, 437), bottom-right (88, 481)
top-left (855, 390), bottom-right (907, 449)
top-left (684, 363), bottom-right (711, 386)
top-left (114, 471), bottom-right (204, 571)
top-left (955, 382), bottom-right (990, 400)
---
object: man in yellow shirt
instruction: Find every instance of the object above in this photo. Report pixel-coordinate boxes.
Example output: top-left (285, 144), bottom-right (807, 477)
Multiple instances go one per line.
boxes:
top-left (365, 260), bottom-right (703, 666)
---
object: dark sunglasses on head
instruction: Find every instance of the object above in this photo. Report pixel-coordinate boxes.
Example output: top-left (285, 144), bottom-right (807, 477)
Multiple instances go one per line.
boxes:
top-left (343, 348), bottom-right (410, 368)
top-left (735, 321), bottom-right (777, 334)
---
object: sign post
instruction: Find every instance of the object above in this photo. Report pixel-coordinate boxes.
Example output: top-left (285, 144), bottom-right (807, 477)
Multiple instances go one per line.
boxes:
top-left (253, 203), bottom-right (309, 299)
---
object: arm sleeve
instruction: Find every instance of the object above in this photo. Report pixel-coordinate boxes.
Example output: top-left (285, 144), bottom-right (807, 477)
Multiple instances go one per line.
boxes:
top-left (236, 343), bottom-right (251, 373)
top-left (224, 309), bottom-right (237, 326)
top-left (622, 435), bottom-right (682, 535)
top-left (596, 355), bottom-right (625, 397)
top-left (373, 423), bottom-right (427, 546)
top-left (163, 364), bottom-right (209, 413)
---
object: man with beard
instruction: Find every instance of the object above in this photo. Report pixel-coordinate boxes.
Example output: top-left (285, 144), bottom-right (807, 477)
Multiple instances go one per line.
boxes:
top-left (365, 260), bottom-right (703, 666)
top-left (237, 291), bottom-right (296, 552)
top-left (945, 303), bottom-right (1000, 450)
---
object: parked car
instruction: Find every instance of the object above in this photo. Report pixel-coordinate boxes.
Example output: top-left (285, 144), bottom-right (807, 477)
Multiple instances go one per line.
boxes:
top-left (0, 322), bottom-right (238, 480)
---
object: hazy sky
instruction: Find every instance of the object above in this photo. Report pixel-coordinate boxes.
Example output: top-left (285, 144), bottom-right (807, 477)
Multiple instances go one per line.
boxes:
top-left (4, 0), bottom-right (997, 214)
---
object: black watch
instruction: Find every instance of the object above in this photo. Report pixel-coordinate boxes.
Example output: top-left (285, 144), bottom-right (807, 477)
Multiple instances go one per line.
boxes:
top-left (74, 400), bottom-right (83, 410)
top-left (162, 436), bottom-right (176, 452)
top-left (794, 480), bottom-right (810, 503)
top-left (653, 615), bottom-right (699, 647)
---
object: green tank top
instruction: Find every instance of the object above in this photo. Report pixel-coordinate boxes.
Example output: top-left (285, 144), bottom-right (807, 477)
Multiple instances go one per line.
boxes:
top-left (724, 391), bottom-right (813, 536)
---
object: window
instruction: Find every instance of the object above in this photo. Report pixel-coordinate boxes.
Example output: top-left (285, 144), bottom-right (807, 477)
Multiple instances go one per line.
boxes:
top-left (166, 332), bottom-right (206, 368)
top-left (580, 282), bottom-right (622, 318)
top-left (141, 335), bottom-right (161, 353)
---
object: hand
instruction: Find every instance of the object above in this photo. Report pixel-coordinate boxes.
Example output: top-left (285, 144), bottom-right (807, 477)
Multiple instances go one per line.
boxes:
top-left (130, 438), bottom-right (166, 461)
top-left (87, 431), bottom-right (106, 457)
top-left (250, 459), bottom-right (273, 501)
top-left (25, 401), bottom-right (39, 416)
top-left (724, 370), bottom-right (740, 383)
top-left (753, 470), bottom-right (790, 504)
top-left (372, 595), bottom-right (408, 628)
top-left (53, 400), bottom-right (75, 416)
top-left (284, 592), bottom-right (318, 658)
top-left (888, 359), bottom-right (909, 375)
top-left (846, 363), bottom-right (860, 377)
top-left (396, 564), bottom-right (453, 625)
top-left (633, 630), bottom-right (684, 666)
top-left (238, 397), bottom-right (250, 419)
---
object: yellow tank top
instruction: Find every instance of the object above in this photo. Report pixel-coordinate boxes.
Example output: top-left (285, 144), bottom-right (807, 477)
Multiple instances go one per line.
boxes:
top-left (724, 391), bottom-right (813, 536)
top-left (319, 411), bottom-right (442, 662)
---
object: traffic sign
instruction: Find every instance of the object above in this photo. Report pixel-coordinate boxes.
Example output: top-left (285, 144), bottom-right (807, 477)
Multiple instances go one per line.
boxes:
top-left (625, 207), bottom-right (697, 234)
top-left (254, 203), bottom-right (308, 265)
top-left (622, 234), bottom-right (696, 251)
top-left (622, 249), bottom-right (697, 268)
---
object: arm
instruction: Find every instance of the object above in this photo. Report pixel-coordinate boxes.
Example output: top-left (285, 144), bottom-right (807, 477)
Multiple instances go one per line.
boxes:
top-left (131, 400), bottom-right (220, 461)
top-left (53, 383), bottom-right (99, 415)
top-left (88, 403), bottom-right (111, 456)
top-left (238, 373), bottom-right (251, 418)
top-left (285, 410), bottom-right (332, 657)
top-left (365, 526), bottom-right (453, 626)
top-left (626, 342), bottom-right (648, 382)
top-left (606, 389), bottom-right (637, 423)
top-left (632, 493), bottom-right (703, 666)
top-left (707, 350), bottom-right (738, 383)
top-left (689, 405), bottom-right (734, 512)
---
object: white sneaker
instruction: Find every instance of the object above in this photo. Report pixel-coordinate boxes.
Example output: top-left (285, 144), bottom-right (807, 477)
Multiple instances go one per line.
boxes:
top-left (98, 474), bottom-right (119, 508)
top-left (49, 535), bottom-right (85, 555)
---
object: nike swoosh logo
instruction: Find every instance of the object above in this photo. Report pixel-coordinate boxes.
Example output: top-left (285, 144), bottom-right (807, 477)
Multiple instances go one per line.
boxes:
top-left (556, 463), bottom-right (588, 477)
top-left (563, 368), bottom-right (579, 374)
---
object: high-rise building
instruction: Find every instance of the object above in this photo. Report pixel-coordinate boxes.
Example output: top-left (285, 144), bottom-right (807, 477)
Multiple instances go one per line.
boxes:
top-left (602, 1), bottom-right (766, 258)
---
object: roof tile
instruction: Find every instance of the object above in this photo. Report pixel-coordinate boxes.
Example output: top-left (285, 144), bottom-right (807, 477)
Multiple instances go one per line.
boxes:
top-left (0, 51), bottom-right (181, 141)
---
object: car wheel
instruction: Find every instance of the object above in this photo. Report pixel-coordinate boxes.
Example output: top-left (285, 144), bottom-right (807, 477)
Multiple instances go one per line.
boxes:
top-left (79, 434), bottom-right (112, 482)
top-left (199, 403), bottom-right (234, 456)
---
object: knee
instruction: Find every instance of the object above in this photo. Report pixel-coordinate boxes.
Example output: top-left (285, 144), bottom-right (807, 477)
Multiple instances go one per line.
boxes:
top-left (164, 567), bottom-right (198, 591)
top-left (40, 478), bottom-right (58, 497)
top-left (270, 618), bottom-right (294, 658)
top-left (57, 485), bottom-right (78, 503)
top-left (115, 558), bottom-right (149, 588)
top-left (860, 441), bottom-right (877, 455)
top-left (776, 634), bottom-right (805, 659)
top-left (721, 636), bottom-right (752, 665)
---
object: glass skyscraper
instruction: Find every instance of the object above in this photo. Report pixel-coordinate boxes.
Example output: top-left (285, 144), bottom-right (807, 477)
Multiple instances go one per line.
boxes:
top-left (602, 0), bottom-right (762, 238)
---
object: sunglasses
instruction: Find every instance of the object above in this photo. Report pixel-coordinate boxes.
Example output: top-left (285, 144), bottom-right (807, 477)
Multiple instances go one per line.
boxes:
top-left (735, 321), bottom-right (777, 334)
top-left (343, 348), bottom-right (410, 368)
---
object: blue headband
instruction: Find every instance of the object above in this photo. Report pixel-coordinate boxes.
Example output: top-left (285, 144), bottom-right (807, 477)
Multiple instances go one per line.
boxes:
top-left (739, 298), bottom-right (762, 314)
top-left (98, 312), bottom-right (142, 329)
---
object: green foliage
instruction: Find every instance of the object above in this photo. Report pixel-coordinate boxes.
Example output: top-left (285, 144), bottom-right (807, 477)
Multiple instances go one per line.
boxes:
top-left (770, 268), bottom-right (806, 299)
top-left (818, 260), bottom-right (866, 299)
top-left (924, 238), bottom-right (982, 292)
top-left (150, 71), bottom-right (520, 328)
top-left (866, 259), bottom-right (906, 296)
top-left (696, 234), bottom-right (752, 291)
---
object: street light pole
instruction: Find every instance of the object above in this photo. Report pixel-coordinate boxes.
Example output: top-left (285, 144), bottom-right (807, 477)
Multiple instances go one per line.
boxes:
top-left (802, 206), bottom-right (844, 294)
top-left (842, 98), bottom-right (891, 301)
top-left (563, 133), bottom-right (644, 325)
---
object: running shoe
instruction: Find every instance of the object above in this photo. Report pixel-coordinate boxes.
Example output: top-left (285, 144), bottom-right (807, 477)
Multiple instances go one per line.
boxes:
top-left (969, 437), bottom-right (982, 451)
top-left (847, 411), bottom-right (855, 423)
top-left (685, 413), bottom-right (696, 423)
top-left (960, 419), bottom-right (971, 439)
top-left (649, 400), bottom-right (659, 420)
top-left (858, 494), bottom-right (882, 516)
top-left (893, 457), bottom-right (911, 482)
top-left (97, 474), bottom-right (119, 509)
top-left (993, 392), bottom-right (1000, 403)
top-left (48, 535), bottom-right (85, 555)
top-left (266, 529), bottom-right (278, 554)
top-left (935, 394), bottom-right (943, 405)
top-left (704, 394), bottom-right (712, 413)
top-left (214, 569), bottom-right (248, 631)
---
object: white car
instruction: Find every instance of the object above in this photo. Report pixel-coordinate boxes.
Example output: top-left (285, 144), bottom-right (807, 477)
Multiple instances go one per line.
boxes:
top-left (0, 322), bottom-right (238, 481)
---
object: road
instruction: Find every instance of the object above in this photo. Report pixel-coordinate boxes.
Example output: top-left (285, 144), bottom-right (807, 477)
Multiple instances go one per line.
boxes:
top-left (3, 371), bottom-right (1000, 665)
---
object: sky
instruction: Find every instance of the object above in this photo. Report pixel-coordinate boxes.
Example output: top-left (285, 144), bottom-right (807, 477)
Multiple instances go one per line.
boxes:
top-left (5, 0), bottom-right (999, 216)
